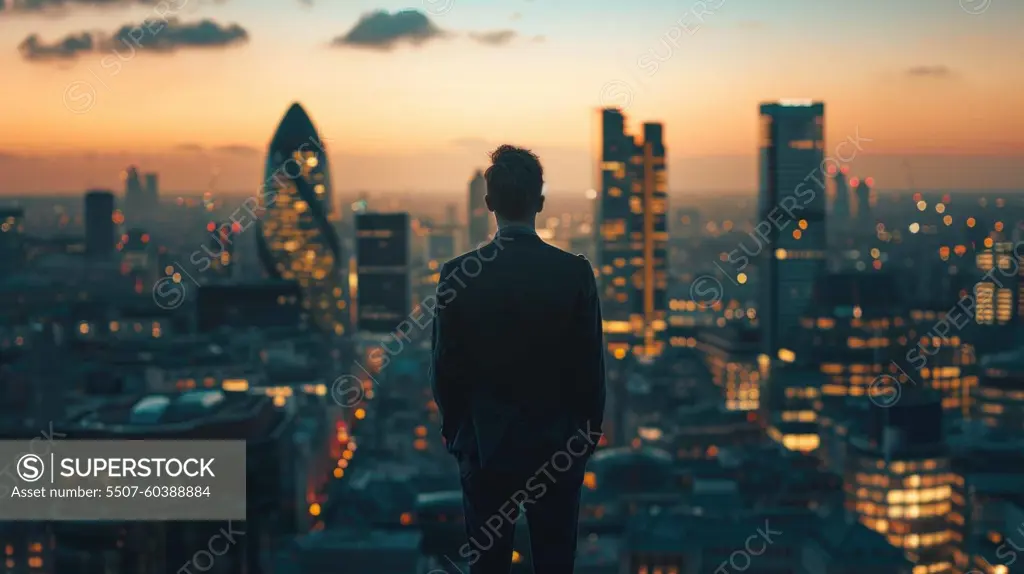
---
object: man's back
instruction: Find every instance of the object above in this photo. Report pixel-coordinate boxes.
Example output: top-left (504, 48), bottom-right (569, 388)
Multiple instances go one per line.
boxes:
top-left (430, 144), bottom-right (605, 574)
top-left (431, 226), bottom-right (605, 472)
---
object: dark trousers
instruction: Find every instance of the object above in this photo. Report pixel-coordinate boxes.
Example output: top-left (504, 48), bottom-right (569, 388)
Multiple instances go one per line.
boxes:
top-left (459, 460), bottom-right (585, 574)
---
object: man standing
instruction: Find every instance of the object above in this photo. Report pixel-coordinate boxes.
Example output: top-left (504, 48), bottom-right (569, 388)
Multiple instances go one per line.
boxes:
top-left (430, 145), bottom-right (606, 574)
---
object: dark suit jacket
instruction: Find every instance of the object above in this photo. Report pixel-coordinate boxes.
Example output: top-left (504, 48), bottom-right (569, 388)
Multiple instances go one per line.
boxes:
top-left (430, 226), bottom-right (606, 473)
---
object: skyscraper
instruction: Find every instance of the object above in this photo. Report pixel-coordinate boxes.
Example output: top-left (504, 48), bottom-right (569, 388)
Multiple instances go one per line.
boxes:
top-left (595, 107), bottom-right (668, 360)
top-left (124, 166), bottom-right (143, 217)
top-left (84, 190), bottom-right (116, 259)
top-left (758, 101), bottom-right (827, 364)
top-left (355, 212), bottom-right (410, 335)
top-left (467, 170), bottom-right (488, 248)
top-left (855, 176), bottom-right (873, 223)
top-left (257, 102), bottom-right (349, 336)
top-left (144, 173), bottom-right (159, 212)
top-left (830, 165), bottom-right (851, 222)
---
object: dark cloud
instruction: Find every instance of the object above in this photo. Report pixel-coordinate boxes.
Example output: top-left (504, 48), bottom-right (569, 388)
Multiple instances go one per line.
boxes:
top-left (18, 18), bottom-right (248, 61)
top-left (905, 65), bottom-right (953, 78)
top-left (332, 9), bottom-right (445, 50)
top-left (469, 29), bottom-right (517, 46)
top-left (105, 18), bottom-right (248, 52)
top-left (18, 31), bottom-right (94, 60)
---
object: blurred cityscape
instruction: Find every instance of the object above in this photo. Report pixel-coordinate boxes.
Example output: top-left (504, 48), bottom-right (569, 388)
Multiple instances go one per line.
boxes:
top-left (1, 98), bottom-right (1024, 574)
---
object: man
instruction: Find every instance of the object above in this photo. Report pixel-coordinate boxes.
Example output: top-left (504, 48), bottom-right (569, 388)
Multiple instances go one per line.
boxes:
top-left (430, 145), bottom-right (606, 574)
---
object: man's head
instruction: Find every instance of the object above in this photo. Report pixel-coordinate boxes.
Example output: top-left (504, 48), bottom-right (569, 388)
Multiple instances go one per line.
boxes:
top-left (484, 144), bottom-right (544, 223)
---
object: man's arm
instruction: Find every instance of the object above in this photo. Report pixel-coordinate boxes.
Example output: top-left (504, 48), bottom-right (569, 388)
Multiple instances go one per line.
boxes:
top-left (430, 263), bottom-right (463, 445)
top-left (575, 256), bottom-right (606, 434)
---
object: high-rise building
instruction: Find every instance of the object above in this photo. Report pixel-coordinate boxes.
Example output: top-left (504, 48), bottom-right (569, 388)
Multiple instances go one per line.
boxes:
top-left (256, 102), bottom-right (349, 336)
top-left (758, 100), bottom-right (827, 365)
top-left (355, 212), bottom-right (411, 335)
top-left (124, 166), bottom-right (144, 217)
top-left (594, 107), bottom-right (668, 360)
top-left (144, 173), bottom-right (159, 211)
top-left (855, 176), bottom-right (874, 223)
top-left (84, 190), bottom-right (116, 259)
top-left (830, 165), bottom-right (851, 222)
top-left (844, 393), bottom-right (956, 573)
top-left (467, 170), bottom-right (489, 248)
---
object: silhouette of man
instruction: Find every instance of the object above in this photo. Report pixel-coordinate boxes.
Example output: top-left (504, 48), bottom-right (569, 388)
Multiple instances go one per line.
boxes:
top-left (431, 145), bottom-right (606, 574)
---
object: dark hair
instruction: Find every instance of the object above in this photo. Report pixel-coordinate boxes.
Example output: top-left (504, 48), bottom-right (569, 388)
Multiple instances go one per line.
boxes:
top-left (484, 144), bottom-right (544, 221)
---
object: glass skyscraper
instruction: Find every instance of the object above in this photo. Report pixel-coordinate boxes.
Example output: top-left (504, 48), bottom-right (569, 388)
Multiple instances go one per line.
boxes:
top-left (257, 102), bottom-right (349, 336)
top-left (595, 107), bottom-right (668, 360)
top-left (758, 101), bottom-right (827, 365)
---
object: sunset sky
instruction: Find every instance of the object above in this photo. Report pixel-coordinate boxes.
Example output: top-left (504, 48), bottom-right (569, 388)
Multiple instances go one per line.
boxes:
top-left (1, 0), bottom-right (1022, 195)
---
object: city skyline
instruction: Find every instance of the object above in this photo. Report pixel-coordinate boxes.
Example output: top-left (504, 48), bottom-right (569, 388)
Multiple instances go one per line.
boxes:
top-left (1, 0), bottom-right (1023, 193)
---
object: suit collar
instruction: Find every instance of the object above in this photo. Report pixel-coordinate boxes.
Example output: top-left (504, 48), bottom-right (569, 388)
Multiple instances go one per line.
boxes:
top-left (495, 225), bottom-right (537, 238)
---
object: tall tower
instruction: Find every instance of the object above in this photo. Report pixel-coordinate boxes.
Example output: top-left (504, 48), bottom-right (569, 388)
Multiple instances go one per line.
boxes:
top-left (855, 176), bottom-right (873, 223)
top-left (759, 101), bottom-right (827, 365)
top-left (467, 170), bottom-right (489, 248)
top-left (633, 122), bottom-right (668, 358)
top-left (144, 173), bottom-right (159, 212)
top-left (84, 189), bottom-right (116, 259)
top-left (257, 102), bottom-right (349, 336)
top-left (124, 166), bottom-right (143, 218)
top-left (594, 108), bottom-right (667, 360)
top-left (830, 165), bottom-right (851, 222)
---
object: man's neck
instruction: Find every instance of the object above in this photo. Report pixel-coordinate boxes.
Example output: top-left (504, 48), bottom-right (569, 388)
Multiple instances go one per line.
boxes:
top-left (496, 218), bottom-right (536, 231)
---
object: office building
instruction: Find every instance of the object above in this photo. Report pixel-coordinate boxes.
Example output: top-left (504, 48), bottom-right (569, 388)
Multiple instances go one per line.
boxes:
top-left (195, 281), bottom-right (305, 332)
top-left (84, 190), bottom-right (116, 259)
top-left (144, 173), bottom-right (159, 210)
top-left (844, 393), bottom-right (956, 573)
top-left (758, 100), bottom-right (827, 366)
top-left (123, 166), bottom-right (144, 218)
top-left (356, 212), bottom-right (411, 335)
top-left (594, 107), bottom-right (669, 360)
top-left (830, 165), bottom-right (851, 222)
top-left (972, 349), bottom-right (1024, 441)
top-left (468, 169), bottom-right (489, 248)
top-left (696, 326), bottom-right (761, 411)
top-left (855, 176), bottom-right (874, 223)
top-left (256, 102), bottom-right (349, 336)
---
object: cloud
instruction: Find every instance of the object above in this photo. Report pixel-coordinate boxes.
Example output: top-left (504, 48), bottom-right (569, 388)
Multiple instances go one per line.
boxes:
top-left (332, 9), bottom-right (445, 50)
top-left (1, 0), bottom-right (229, 15)
top-left (105, 18), bottom-right (248, 52)
top-left (469, 29), bottom-right (517, 46)
top-left (510, 12), bottom-right (521, 20)
top-left (174, 143), bottom-right (207, 153)
top-left (905, 65), bottom-right (953, 78)
top-left (18, 18), bottom-right (248, 61)
top-left (18, 32), bottom-right (95, 61)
